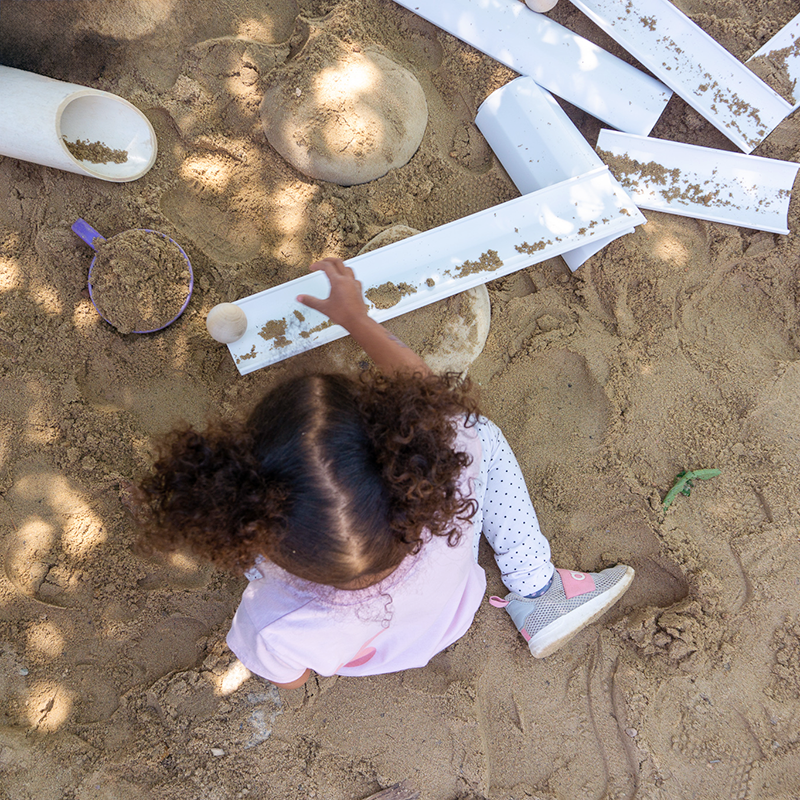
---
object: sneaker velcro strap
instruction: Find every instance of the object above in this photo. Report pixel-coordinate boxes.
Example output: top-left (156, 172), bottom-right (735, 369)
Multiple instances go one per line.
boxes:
top-left (556, 569), bottom-right (596, 599)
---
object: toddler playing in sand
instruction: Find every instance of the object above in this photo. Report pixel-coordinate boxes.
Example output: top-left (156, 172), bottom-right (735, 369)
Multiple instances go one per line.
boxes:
top-left (139, 258), bottom-right (632, 689)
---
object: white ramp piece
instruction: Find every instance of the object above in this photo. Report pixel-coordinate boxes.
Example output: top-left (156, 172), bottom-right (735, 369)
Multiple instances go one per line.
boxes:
top-left (747, 13), bottom-right (800, 111)
top-left (567, 0), bottom-right (793, 153)
top-left (391, 0), bottom-right (671, 135)
top-left (596, 129), bottom-right (799, 234)
top-left (227, 168), bottom-right (645, 374)
top-left (475, 77), bottom-right (636, 271)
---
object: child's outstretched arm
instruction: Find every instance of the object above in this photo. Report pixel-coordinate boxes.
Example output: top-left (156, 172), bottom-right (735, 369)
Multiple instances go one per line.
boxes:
top-left (297, 257), bottom-right (431, 376)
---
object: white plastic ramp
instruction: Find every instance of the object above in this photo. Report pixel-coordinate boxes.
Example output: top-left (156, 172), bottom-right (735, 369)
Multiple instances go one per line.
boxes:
top-left (567, 0), bottom-right (793, 153)
top-left (391, 0), bottom-right (671, 135)
top-left (747, 13), bottom-right (800, 111)
top-left (227, 168), bottom-right (645, 374)
top-left (475, 77), bottom-right (637, 271)
top-left (596, 129), bottom-right (799, 234)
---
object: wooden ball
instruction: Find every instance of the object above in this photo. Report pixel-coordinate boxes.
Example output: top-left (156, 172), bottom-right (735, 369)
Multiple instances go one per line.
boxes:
top-left (206, 303), bottom-right (248, 343)
top-left (525, 0), bottom-right (558, 11)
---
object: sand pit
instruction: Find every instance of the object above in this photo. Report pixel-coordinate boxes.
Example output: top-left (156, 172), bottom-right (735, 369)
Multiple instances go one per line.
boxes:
top-left (1, 1), bottom-right (800, 799)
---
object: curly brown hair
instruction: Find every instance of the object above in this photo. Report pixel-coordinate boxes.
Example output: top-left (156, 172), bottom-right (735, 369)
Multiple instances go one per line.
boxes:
top-left (137, 371), bottom-right (480, 587)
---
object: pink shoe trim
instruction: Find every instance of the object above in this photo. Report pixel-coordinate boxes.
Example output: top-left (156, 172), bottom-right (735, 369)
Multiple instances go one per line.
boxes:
top-left (557, 568), bottom-right (596, 599)
top-left (520, 629), bottom-right (531, 642)
top-left (489, 596), bottom-right (509, 608)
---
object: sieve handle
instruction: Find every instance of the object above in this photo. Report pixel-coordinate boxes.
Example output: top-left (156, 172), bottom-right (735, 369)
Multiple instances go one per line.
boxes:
top-left (71, 218), bottom-right (106, 251)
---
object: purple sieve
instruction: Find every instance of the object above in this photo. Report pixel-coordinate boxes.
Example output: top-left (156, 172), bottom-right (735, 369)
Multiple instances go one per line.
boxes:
top-left (71, 218), bottom-right (194, 333)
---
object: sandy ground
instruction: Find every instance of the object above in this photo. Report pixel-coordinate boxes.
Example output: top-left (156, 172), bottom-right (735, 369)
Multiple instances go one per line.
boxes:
top-left (1, 0), bottom-right (800, 798)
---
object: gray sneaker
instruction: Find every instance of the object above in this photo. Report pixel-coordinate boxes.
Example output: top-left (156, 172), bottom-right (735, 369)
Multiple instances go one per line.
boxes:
top-left (490, 564), bottom-right (634, 658)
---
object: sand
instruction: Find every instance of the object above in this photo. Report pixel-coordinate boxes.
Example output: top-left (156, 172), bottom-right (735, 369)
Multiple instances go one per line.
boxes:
top-left (89, 230), bottom-right (192, 334)
top-left (1, 1), bottom-right (800, 799)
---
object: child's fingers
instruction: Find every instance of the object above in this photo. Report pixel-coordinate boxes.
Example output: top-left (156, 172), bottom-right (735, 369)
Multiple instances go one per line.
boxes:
top-left (296, 293), bottom-right (325, 311)
top-left (299, 257), bottom-right (365, 321)
top-left (309, 257), bottom-right (347, 275)
top-left (299, 259), bottom-right (340, 309)
top-left (307, 258), bottom-right (361, 294)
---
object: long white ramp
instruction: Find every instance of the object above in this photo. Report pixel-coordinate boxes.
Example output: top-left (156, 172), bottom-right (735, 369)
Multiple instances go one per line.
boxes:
top-left (225, 168), bottom-right (645, 374)
top-left (391, 0), bottom-right (671, 135)
top-left (566, 0), bottom-right (793, 153)
top-left (597, 130), bottom-right (799, 234)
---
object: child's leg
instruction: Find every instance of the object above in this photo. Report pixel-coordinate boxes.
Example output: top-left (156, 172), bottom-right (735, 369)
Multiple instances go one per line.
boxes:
top-left (473, 417), bottom-right (634, 659)
top-left (473, 417), bottom-right (555, 596)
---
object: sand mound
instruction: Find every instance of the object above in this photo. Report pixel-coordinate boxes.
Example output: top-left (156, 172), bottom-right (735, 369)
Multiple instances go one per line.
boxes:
top-left (260, 41), bottom-right (428, 186)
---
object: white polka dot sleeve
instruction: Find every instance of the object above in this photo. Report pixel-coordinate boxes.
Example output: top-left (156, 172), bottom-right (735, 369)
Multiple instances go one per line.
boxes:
top-left (471, 417), bottom-right (554, 596)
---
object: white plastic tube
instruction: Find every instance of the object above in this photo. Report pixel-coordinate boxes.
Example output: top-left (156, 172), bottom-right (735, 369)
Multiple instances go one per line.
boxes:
top-left (0, 66), bottom-right (157, 182)
top-left (475, 77), bottom-right (637, 270)
top-left (391, 0), bottom-right (671, 135)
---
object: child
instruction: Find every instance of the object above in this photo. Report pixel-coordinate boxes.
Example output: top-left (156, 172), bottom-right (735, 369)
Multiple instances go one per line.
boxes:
top-left (139, 258), bottom-right (633, 689)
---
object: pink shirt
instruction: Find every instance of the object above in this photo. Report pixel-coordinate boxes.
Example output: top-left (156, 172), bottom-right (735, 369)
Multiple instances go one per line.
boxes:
top-left (226, 420), bottom-right (485, 685)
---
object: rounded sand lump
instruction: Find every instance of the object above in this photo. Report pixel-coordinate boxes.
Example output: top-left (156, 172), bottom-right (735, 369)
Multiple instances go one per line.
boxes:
top-left (260, 49), bottom-right (427, 186)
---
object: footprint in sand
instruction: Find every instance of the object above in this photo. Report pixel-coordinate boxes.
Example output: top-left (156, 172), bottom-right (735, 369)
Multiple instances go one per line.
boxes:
top-left (126, 616), bottom-right (210, 683)
top-left (449, 123), bottom-right (494, 173)
top-left (649, 694), bottom-right (761, 798)
top-left (73, 351), bottom-right (211, 435)
top-left (3, 461), bottom-right (101, 609)
top-left (0, 726), bottom-right (79, 798)
top-left (397, 14), bottom-right (444, 71)
top-left (161, 186), bottom-right (263, 265)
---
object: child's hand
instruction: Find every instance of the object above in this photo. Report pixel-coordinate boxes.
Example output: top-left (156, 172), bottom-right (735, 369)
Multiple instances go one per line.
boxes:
top-left (297, 257), bottom-right (369, 331)
top-left (298, 257), bottom-right (430, 375)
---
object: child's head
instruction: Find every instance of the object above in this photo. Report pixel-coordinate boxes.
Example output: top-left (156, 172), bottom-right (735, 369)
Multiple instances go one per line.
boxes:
top-left (138, 371), bottom-right (479, 588)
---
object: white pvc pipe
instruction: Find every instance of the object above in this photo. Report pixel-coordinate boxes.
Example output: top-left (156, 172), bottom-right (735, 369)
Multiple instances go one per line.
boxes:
top-left (0, 66), bottom-right (157, 182)
top-left (475, 77), bottom-right (636, 270)
top-left (597, 129), bottom-right (799, 234)
top-left (566, 0), bottom-right (793, 153)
